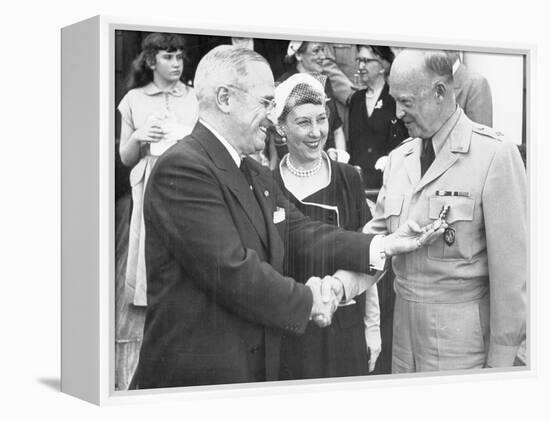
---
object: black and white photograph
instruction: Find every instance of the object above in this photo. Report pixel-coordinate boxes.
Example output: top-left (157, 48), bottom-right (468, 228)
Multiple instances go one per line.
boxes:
top-left (7, 0), bottom-right (547, 418)
top-left (112, 29), bottom-right (528, 391)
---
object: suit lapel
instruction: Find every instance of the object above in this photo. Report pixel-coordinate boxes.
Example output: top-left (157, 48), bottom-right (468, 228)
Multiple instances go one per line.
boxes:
top-left (194, 123), bottom-right (268, 249)
top-left (238, 157), bottom-right (269, 250)
top-left (247, 161), bottom-right (285, 270)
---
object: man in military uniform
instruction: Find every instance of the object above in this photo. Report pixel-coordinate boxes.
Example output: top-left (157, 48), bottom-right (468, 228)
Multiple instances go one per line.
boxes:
top-left (364, 49), bottom-right (526, 372)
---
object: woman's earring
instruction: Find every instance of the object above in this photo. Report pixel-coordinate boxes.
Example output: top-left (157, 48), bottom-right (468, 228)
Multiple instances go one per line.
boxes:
top-left (275, 126), bottom-right (287, 144)
top-left (278, 127), bottom-right (286, 138)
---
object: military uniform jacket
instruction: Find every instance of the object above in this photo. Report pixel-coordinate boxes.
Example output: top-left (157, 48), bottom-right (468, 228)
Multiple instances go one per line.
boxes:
top-left (132, 122), bottom-right (375, 389)
top-left (366, 107), bottom-right (526, 367)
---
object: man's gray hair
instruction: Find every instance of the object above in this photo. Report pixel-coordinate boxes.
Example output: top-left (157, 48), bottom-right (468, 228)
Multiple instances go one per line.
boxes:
top-left (423, 50), bottom-right (454, 84)
top-left (194, 45), bottom-right (269, 107)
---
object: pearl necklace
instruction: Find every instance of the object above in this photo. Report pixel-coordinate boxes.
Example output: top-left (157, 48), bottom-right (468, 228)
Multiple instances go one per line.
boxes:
top-left (286, 155), bottom-right (323, 177)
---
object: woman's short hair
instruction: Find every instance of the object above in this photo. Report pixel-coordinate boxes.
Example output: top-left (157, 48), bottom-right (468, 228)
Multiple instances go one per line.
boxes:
top-left (126, 32), bottom-right (188, 91)
top-left (424, 51), bottom-right (454, 83)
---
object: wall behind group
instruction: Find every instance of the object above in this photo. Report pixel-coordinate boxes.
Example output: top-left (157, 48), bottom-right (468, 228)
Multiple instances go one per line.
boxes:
top-left (464, 51), bottom-right (525, 145)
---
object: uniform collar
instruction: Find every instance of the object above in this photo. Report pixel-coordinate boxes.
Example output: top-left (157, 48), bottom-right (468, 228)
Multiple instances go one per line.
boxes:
top-left (406, 107), bottom-right (470, 193)
top-left (432, 106), bottom-right (464, 155)
top-left (143, 80), bottom-right (187, 97)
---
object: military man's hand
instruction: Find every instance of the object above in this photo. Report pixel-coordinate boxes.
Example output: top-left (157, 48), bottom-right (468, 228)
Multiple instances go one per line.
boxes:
top-left (384, 220), bottom-right (447, 256)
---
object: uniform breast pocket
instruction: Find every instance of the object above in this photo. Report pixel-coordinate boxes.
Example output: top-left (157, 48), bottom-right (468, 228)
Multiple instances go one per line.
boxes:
top-left (427, 195), bottom-right (475, 260)
top-left (384, 194), bottom-right (404, 233)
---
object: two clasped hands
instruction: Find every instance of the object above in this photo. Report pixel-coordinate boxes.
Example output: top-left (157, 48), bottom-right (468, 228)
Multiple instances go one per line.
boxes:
top-left (306, 218), bottom-right (447, 327)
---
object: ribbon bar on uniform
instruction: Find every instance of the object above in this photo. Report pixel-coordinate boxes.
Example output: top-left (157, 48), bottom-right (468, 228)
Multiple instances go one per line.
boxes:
top-left (435, 190), bottom-right (471, 197)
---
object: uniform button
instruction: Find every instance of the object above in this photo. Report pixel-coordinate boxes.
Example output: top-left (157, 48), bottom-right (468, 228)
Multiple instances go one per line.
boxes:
top-left (250, 346), bottom-right (260, 354)
top-left (264, 190), bottom-right (269, 197)
top-left (367, 148), bottom-right (373, 153)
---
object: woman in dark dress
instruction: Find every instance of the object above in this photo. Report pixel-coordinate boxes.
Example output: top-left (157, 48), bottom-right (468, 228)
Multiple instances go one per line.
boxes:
top-left (270, 73), bottom-right (382, 379)
top-left (348, 45), bottom-right (408, 191)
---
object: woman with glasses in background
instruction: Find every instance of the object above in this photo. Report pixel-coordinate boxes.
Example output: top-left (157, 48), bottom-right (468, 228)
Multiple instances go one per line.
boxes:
top-left (348, 45), bottom-right (407, 191)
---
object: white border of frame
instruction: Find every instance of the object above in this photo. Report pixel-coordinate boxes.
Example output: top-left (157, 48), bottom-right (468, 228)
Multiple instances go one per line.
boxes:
top-left (61, 14), bottom-right (536, 406)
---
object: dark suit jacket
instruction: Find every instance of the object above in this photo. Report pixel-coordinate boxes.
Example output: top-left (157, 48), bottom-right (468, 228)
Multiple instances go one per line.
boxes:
top-left (131, 122), bottom-right (375, 389)
top-left (348, 83), bottom-right (408, 189)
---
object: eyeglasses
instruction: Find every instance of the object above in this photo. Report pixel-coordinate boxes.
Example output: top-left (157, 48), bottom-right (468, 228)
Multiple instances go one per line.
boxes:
top-left (355, 57), bottom-right (380, 65)
top-left (227, 84), bottom-right (276, 112)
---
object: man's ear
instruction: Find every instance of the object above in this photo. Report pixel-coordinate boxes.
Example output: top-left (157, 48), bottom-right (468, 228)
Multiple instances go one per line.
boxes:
top-left (434, 80), bottom-right (448, 101)
top-left (215, 85), bottom-right (231, 114)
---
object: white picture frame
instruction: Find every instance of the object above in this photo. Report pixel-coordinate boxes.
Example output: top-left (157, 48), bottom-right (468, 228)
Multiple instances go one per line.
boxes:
top-left (61, 14), bottom-right (533, 406)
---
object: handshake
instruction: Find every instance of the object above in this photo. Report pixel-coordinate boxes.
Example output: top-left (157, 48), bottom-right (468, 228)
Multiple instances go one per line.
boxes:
top-left (306, 275), bottom-right (345, 328)
top-left (306, 217), bottom-right (449, 328)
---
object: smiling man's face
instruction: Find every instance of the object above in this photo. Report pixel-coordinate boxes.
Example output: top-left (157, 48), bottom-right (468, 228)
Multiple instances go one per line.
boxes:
top-left (227, 61), bottom-right (275, 155)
